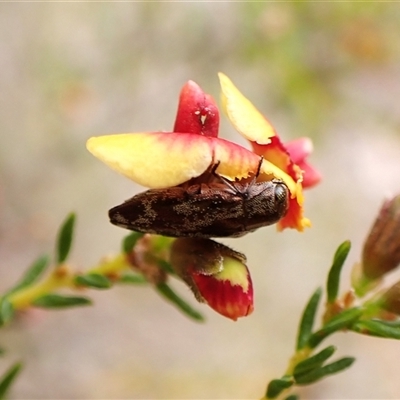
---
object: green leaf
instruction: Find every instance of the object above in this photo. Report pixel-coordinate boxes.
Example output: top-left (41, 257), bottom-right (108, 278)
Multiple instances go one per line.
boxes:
top-left (266, 376), bottom-right (294, 399)
top-left (157, 260), bottom-right (175, 275)
top-left (295, 357), bottom-right (355, 385)
top-left (309, 308), bottom-right (363, 348)
top-left (32, 294), bottom-right (91, 309)
top-left (284, 395), bottom-right (299, 400)
top-left (74, 273), bottom-right (112, 289)
top-left (0, 299), bottom-right (14, 327)
top-left (375, 319), bottom-right (400, 328)
top-left (296, 288), bottom-right (322, 350)
top-left (118, 273), bottom-right (148, 285)
top-left (0, 362), bottom-right (22, 399)
top-left (56, 213), bottom-right (76, 264)
top-left (6, 255), bottom-right (49, 296)
top-left (122, 232), bottom-right (143, 254)
top-left (156, 283), bottom-right (204, 322)
top-left (293, 346), bottom-right (336, 377)
top-left (352, 319), bottom-right (400, 339)
top-left (327, 241), bottom-right (351, 303)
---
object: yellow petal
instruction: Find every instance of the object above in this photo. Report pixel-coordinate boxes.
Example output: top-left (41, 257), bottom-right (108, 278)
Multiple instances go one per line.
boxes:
top-left (86, 133), bottom-right (213, 188)
top-left (208, 138), bottom-right (291, 188)
top-left (211, 141), bottom-right (297, 196)
top-left (87, 132), bottom-right (296, 192)
top-left (211, 137), bottom-right (262, 180)
top-left (260, 159), bottom-right (297, 196)
top-left (218, 72), bottom-right (276, 145)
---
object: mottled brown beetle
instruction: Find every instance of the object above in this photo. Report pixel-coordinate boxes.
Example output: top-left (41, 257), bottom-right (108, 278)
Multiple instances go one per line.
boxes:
top-left (109, 158), bottom-right (289, 238)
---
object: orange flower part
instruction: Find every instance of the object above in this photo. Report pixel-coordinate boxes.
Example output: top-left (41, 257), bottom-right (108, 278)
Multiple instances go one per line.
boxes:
top-left (218, 72), bottom-right (320, 231)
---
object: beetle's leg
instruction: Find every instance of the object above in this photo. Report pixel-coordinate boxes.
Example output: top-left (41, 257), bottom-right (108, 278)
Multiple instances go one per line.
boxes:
top-left (209, 161), bottom-right (239, 193)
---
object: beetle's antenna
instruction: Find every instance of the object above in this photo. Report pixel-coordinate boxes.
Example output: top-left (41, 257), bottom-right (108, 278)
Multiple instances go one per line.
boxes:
top-left (248, 156), bottom-right (264, 185)
top-left (210, 161), bottom-right (221, 176)
top-left (255, 156), bottom-right (263, 178)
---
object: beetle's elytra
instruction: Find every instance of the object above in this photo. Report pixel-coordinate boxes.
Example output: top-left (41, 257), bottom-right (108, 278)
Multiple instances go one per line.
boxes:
top-left (109, 161), bottom-right (289, 238)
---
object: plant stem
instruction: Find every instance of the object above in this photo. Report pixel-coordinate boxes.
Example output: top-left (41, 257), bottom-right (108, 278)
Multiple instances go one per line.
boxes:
top-left (7, 253), bottom-right (132, 311)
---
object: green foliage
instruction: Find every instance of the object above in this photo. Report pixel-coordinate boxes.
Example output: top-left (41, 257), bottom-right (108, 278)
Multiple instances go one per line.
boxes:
top-left (5, 255), bottom-right (49, 296)
top-left (266, 344), bottom-right (355, 398)
top-left (156, 283), bottom-right (204, 322)
top-left (0, 363), bottom-right (22, 399)
top-left (295, 357), bottom-right (355, 385)
top-left (56, 213), bottom-right (76, 264)
top-left (75, 273), bottom-right (112, 289)
top-left (122, 232), bottom-right (143, 254)
top-left (266, 376), bottom-right (294, 399)
top-left (296, 288), bottom-right (322, 350)
top-left (157, 260), bottom-right (175, 275)
top-left (265, 240), bottom-right (364, 399)
top-left (327, 241), bottom-right (351, 303)
top-left (32, 294), bottom-right (91, 308)
top-left (293, 346), bottom-right (336, 377)
top-left (118, 273), bottom-right (148, 285)
top-left (0, 299), bottom-right (14, 327)
top-left (309, 308), bottom-right (363, 348)
top-left (352, 319), bottom-right (400, 339)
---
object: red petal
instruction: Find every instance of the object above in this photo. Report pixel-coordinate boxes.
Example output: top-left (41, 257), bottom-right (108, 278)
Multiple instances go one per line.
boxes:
top-left (173, 80), bottom-right (219, 137)
top-left (252, 136), bottom-right (302, 184)
top-left (285, 137), bottom-right (321, 189)
top-left (298, 160), bottom-right (322, 189)
top-left (285, 137), bottom-right (313, 164)
top-left (192, 272), bottom-right (254, 321)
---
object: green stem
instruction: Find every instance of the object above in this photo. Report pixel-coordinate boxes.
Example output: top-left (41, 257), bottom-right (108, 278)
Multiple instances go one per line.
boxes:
top-left (7, 253), bottom-right (132, 311)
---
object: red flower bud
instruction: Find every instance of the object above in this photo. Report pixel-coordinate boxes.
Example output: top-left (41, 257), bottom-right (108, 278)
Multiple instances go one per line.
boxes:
top-left (170, 238), bottom-right (253, 320)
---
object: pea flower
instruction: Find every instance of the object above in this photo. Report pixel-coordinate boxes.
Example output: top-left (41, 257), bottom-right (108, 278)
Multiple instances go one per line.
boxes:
top-left (86, 73), bottom-right (320, 232)
top-left (170, 238), bottom-right (253, 321)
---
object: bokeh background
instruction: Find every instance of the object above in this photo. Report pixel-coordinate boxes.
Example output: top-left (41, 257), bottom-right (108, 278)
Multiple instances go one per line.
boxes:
top-left (1, 2), bottom-right (400, 399)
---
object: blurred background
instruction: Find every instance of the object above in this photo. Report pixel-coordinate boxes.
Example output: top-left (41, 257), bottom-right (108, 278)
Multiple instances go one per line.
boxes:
top-left (1, 2), bottom-right (400, 399)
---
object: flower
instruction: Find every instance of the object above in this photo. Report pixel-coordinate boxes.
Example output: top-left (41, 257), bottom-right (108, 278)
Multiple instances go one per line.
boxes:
top-left (218, 73), bottom-right (320, 230)
top-left (86, 73), bottom-right (320, 232)
top-left (170, 238), bottom-right (253, 320)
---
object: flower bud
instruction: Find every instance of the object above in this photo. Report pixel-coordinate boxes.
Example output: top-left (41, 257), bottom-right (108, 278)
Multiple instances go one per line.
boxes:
top-left (170, 238), bottom-right (253, 321)
top-left (362, 194), bottom-right (400, 280)
top-left (379, 281), bottom-right (400, 315)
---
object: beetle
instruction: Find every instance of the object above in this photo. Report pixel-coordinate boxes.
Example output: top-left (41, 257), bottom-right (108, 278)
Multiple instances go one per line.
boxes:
top-left (109, 158), bottom-right (289, 238)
